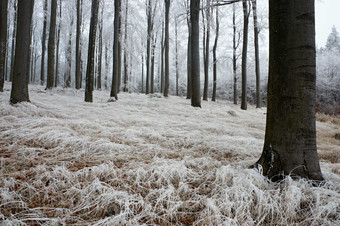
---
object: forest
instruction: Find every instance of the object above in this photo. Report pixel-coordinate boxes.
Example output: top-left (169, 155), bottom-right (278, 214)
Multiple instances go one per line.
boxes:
top-left (0, 0), bottom-right (339, 225)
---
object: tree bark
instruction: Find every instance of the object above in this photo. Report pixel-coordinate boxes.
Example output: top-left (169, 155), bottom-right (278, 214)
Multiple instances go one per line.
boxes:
top-left (212, 7), bottom-right (219, 102)
top-left (123, 0), bottom-right (129, 92)
top-left (241, 0), bottom-right (249, 110)
top-left (254, 0), bottom-right (323, 181)
top-left (233, 4), bottom-right (237, 105)
top-left (0, 0), bottom-right (8, 92)
top-left (164, 0), bottom-right (170, 97)
top-left (175, 17), bottom-right (179, 96)
top-left (10, 0), bottom-right (34, 104)
top-left (85, 0), bottom-right (100, 102)
top-left (9, 0), bottom-right (17, 82)
top-left (252, 0), bottom-right (261, 108)
top-left (97, 2), bottom-right (104, 90)
top-left (190, 0), bottom-right (201, 107)
top-left (203, 0), bottom-right (211, 101)
top-left (75, 0), bottom-right (82, 89)
top-left (46, 0), bottom-right (57, 89)
top-left (55, 0), bottom-right (62, 87)
top-left (65, 13), bottom-right (74, 88)
top-left (110, 0), bottom-right (121, 100)
top-left (146, 0), bottom-right (152, 94)
top-left (186, 0), bottom-right (192, 99)
top-left (40, 0), bottom-right (48, 86)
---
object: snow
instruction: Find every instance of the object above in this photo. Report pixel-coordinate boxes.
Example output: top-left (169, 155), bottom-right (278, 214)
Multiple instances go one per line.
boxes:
top-left (1, 82), bottom-right (339, 225)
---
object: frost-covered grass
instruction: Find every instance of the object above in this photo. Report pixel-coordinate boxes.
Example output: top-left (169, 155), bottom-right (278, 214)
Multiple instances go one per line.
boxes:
top-left (1, 82), bottom-right (339, 225)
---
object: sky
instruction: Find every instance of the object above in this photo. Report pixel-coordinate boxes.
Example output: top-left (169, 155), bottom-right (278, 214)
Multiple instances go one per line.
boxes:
top-left (315, 0), bottom-right (340, 48)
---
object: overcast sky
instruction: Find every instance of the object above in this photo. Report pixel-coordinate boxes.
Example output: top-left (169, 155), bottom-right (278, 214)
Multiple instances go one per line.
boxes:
top-left (315, 0), bottom-right (340, 48)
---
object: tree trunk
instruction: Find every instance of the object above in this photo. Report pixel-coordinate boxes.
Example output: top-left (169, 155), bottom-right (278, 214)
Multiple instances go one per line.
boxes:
top-left (0, 0), bottom-right (8, 92)
top-left (160, 20), bottom-right (164, 93)
top-left (241, 0), bottom-right (249, 110)
top-left (40, 0), bottom-right (48, 86)
top-left (175, 18), bottom-right (179, 96)
top-left (212, 7), bottom-right (219, 102)
top-left (104, 45), bottom-right (109, 89)
top-left (252, 0), bottom-right (261, 108)
top-left (46, 0), bottom-right (57, 89)
top-left (9, 0), bottom-right (17, 82)
top-left (186, 0), bottom-right (192, 99)
top-left (85, 0), bottom-right (100, 102)
top-left (164, 0), bottom-right (170, 97)
top-left (55, 0), bottom-right (62, 87)
top-left (203, 0), bottom-right (211, 101)
top-left (141, 54), bottom-right (144, 93)
top-left (254, 0), bottom-right (323, 181)
top-left (110, 0), bottom-right (121, 100)
top-left (97, 3), bottom-right (104, 90)
top-left (190, 0), bottom-right (201, 107)
top-left (75, 0), bottom-right (82, 89)
top-left (233, 4), bottom-right (237, 105)
top-left (10, 0), bottom-right (34, 104)
top-left (123, 0), bottom-right (129, 92)
top-left (65, 13), bottom-right (74, 88)
top-left (146, 0), bottom-right (152, 94)
top-left (151, 35), bottom-right (156, 94)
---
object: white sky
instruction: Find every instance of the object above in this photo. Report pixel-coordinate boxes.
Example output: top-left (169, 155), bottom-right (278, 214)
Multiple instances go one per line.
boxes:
top-left (315, 0), bottom-right (340, 48)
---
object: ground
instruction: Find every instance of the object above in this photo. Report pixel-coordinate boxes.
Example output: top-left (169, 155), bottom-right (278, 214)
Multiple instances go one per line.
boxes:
top-left (1, 82), bottom-right (339, 225)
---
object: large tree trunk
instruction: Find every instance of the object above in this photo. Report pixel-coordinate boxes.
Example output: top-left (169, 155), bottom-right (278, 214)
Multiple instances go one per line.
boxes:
top-left (254, 0), bottom-right (323, 181)
top-left (46, 0), bottom-right (57, 89)
top-left (164, 0), bottom-right (170, 97)
top-left (241, 0), bottom-right (249, 110)
top-left (110, 0), bottom-right (121, 100)
top-left (190, 0), bottom-right (201, 107)
top-left (10, 0), bottom-right (34, 104)
top-left (212, 7), bottom-right (219, 102)
top-left (252, 0), bottom-right (261, 108)
top-left (85, 0), bottom-right (99, 102)
top-left (9, 0), bottom-right (17, 82)
top-left (75, 0), bottom-right (82, 89)
top-left (40, 0), bottom-right (48, 86)
top-left (186, 2), bottom-right (192, 99)
top-left (0, 0), bottom-right (8, 92)
top-left (55, 0), bottom-right (62, 87)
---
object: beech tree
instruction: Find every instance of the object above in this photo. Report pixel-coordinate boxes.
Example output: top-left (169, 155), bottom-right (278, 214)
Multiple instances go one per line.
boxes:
top-left (46, 0), bottom-right (57, 89)
top-left (254, 0), bottom-right (323, 181)
top-left (190, 0), bottom-right (201, 107)
top-left (40, 0), bottom-right (48, 86)
top-left (240, 0), bottom-right (249, 110)
top-left (252, 0), bottom-right (261, 108)
top-left (75, 0), bottom-right (83, 89)
top-left (0, 0), bottom-right (8, 92)
top-left (164, 0), bottom-right (170, 97)
top-left (85, 0), bottom-right (100, 102)
top-left (10, 0), bottom-right (34, 104)
top-left (211, 7), bottom-right (219, 102)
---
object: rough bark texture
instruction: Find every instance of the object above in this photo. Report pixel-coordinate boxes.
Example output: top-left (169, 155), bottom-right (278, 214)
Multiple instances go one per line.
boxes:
top-left (255, 0), bottom-right (323, 181)
top-left (212, 8), bottom-right (219, 102)
top-left (40, 0), bottom-right (48, 86)
top-left (110, 0), bottom-right (121, 100)
top-left (0, 0), bottom-right (8, 92)
top-left (190, 0), bottom-right (201, 107)
top-left (46, 0), bottom-right (57, 89)
top-left (241, 0), bottom-right (249, 110)
top-left (85, 0), bottom-right (99, 102)
top-left (252, 0), bottom-right (261, 108)
top-left (75, 0), bottom-right (82, 89)
top-left (10, 0), bottom-right (34, 104)
top-left (164, 0), bottom-right (170, 97)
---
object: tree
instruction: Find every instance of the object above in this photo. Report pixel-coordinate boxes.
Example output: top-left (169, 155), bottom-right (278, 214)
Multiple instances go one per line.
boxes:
top-left (164, 0), bottom-right (170, 97)
top-left (185, 0), bottom-right (192, 99)
top-left (110, 0), bottom-right (121, 100)
top-left (252, 0), bottom-right (261, 108)
top-left (0, 0), bottom-right (8, 92)
top-left (46, 0), bottom-right (57, 89)
top-left (123, 0), bottom-right (129, 92)
top-left (212, 7), bottom-right (219, 101)
top-left (40, 0), bottom-right (48, 86)
top-left (85, 0), bottom-right (100, 102)
top-left (325, 25), bottom-right (340, 52)
top-left (240, 0), bottom-right (249, 110)
top-left (75, 0), bottom-right (83, 89)
top-left (202, 0), bottom-right (211, 101)
top-left (65, 10), bottom-right (74, 88)
top-left (55, 0), bottom-right (62, 87)
top-left (254, 0), bottom-right (323, 181)
top-left (97, 2), bottom-right (104, 90)
top-left (190, 0), bottom-right (201, 107)
top-left (10, 0), bottom-right (34, 104)
top-left (9, 0), bottom-right (17, 82)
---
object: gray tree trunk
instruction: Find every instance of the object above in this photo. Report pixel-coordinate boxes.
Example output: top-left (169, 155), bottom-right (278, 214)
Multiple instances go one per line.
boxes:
top-left (241, 0), bottom-right (249, 110)
top-left (233, 4), bottom-right (237, 105)
top-left (164, 0), bottom-right (170, 97)
top-left (123, 0), bottom-right (128, 92)
top-left (65, 13), bottom-right (74, 88)
top-left (40, 0), bottom-right (48, 86)
top-left (190, 0), bottom-right (201, 107)
top-left (10, 0), bottom-right (34, 104)
top-left (75, 0), bottom-right (82, 89)
top-left (55, 0), bottom-right (62, 87)
top-left (97, 3), bottom-right (104, 90)
top-left (186, 0), bottom-right (192, 99)
top-left (254, 0), bottom-right (323, 181)
top-left (46, 0), bottom-right (57, 89)
top-left (203, 0), bottom-right (211, 101)
top-left (212, 7), bottom-right (219, 102)
top-left (252, 0), bottom-right (261, 108)
top-left (9, 0), bottom-right (17, 82)
top-left (85, 0), bottom-right (99, 102)
top-left (0, 0), bottom-right (8, 92)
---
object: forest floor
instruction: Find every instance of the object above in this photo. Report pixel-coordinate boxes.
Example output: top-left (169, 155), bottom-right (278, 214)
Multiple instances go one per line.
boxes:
top-left (1, 82), bottom-right (339, 225)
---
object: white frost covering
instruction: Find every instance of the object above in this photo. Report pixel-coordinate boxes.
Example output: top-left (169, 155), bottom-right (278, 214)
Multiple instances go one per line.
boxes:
top-left (0, 83), bottom-right (339, 225)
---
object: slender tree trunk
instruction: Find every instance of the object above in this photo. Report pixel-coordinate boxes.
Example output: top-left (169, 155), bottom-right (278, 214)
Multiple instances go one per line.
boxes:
top-left (85, 0), bottom-right (99, 102)
top-left (241, 0), bottom-right (249, 110)
top-left (97, 3), bottom-right (104, 90)
top-left (186, 0), bottom-right (192, 99)
top-left (55, 0), bottom-right (62, 87)
top-left (29, 29), bottom-right (34, 83)
top-left (104, 45), bottom-right (109, 89)
top-left (10, 0), bottom-right (34, 104)
top-left (151, 35), bottom-right (156, 94)
top-left (252, 0), bottom-right (261, 108)
top-left (203, 0), bottom-right (211, 101)
top-left (175, 18), bottom-right (179, 96)
top-left (160, 20), bottom-right (164, 93)
top-left (233, 4), bottom-right (237, 105)
top-left (146, 0), bottom-right (152, 94)
top-left (110, 0), bottom-right (121, 100)
top-left (4, 7), bottom-right (10, 82)
top-left (9, 0), bottom-right (17, 82)
top-left (164, 0), bottom-right (170, 97)
top-left (0, 0), bottom-right (9, 92)
top-left (254, 0), bottom-right (323, 181)
top-left (75, 0), bottom-right (82, 89)
top-left (190, 0), bottom-right (201, 107)
top-left (40, 0), bottom-right (48, 86)
top-left (118, 12), bottom-right (122, 92)
top-left (212, 7), bottom-right (219, 102)
top-left (123, 0), bottom-right (129, 92)
top-left (65, 14), bottom-right (74, 88)
top-left (46, 0), bottom-right (57, 89)
top-left (141, 54), bottom-right (144, 93)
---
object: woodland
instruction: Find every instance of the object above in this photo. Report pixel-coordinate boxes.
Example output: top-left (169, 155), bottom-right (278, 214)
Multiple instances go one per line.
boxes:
top-left (0, 0), bottom-right (339, 225)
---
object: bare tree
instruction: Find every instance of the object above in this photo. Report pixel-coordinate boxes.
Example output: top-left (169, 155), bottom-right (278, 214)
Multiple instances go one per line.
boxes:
top-left (46, 0), bottom-right (57, 89)
top-left (212, 7), bottom-right (219, 101)
top-left (40, 0), bottom-right (48, 86)
top-left (252, 0), bottom-right (261, 108)
top-left (55, 0), bottom-right (62, 87)
top-left (0, 0), bottom-right (8, 92)
top-left (164, 0), bottom-right (170, 97)
top-left (75, 0), bottom-right (83, 89)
